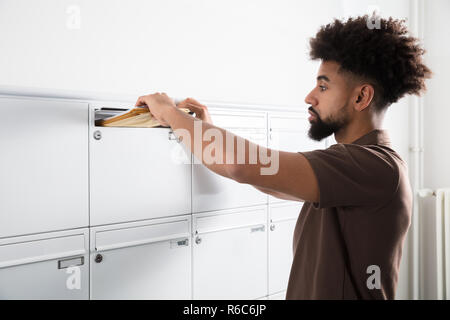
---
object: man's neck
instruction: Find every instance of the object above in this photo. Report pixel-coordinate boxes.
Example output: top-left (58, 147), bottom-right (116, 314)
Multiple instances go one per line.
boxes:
top-left (334, 107), bottom-right (386, 144)
top-left (334, 121), bottom-right (382, 144)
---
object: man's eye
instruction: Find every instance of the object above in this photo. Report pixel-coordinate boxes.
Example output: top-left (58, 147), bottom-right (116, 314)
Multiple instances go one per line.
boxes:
top-left (319, 85), bottom-right (327, 92)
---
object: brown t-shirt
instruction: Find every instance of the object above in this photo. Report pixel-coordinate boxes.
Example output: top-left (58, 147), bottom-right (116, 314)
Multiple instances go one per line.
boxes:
top-left (286, 129), bottom-right (412, 300)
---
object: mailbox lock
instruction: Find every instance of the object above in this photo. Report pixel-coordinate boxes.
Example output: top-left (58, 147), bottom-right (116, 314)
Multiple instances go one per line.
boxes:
top-left (195, 236), bottom-right (202, 245)
top-left (95, 254), bottom-right (103, 263)
top-left (93, 130), bottom-right (102, 140)
top-left (168, 130), bottom-right (182, 143)
top-left (270, 224), bottom-right (276, 231)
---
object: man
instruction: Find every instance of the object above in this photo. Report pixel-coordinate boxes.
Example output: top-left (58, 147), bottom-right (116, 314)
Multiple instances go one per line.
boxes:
top-left (135, 15), bottom-right (431, 299)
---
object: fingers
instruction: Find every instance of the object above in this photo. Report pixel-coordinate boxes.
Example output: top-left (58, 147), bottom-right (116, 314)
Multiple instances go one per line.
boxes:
top-left (180, 103), bottom-right (204, 118)
top-left (180, 97), bottom-right (206, 108)
top-left (134, 92), bottom-right (179, 115)
top-left (186, 97), bottom-right (203, 106)
top-left (178, 98), bottom-right (207, 111)
top-left (135, 92), bottom-right (166, 107)
top-left (135, 96), bottom-right (146, 107)
top-left (176, 97), bottom-right (212, 123)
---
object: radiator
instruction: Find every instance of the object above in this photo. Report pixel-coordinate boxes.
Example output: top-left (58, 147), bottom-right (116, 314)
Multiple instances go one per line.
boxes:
top-left (418, 188), bottom-right (450, 299)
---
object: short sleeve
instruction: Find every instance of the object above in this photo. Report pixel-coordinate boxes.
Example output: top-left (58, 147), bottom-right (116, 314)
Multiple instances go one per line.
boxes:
top-left (300, 144), bottom-right (399, 209)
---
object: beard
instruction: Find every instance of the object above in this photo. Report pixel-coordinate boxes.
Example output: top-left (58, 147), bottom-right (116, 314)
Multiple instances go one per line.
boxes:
top-left (307, 105), bottom-right (349, 141)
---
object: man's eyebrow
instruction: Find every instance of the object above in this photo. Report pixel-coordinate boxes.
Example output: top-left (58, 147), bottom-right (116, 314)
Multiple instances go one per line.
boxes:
top-left (317, 75), bottom-right (330, 82)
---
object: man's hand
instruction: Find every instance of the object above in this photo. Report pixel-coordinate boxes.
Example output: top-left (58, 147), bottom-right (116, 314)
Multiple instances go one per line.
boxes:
top-left (135, 92), bottom-right (177, 127)
top-left (177, 98), bottom-right (213, 124)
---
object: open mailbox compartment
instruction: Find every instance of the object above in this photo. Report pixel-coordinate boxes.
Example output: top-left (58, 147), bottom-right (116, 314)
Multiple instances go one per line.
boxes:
top-left (88, 104), bottom-right (192, 227)
top-left (93, 103), bottom-right (194, 129)
top-left (94, 107), bottom-right (130, 125)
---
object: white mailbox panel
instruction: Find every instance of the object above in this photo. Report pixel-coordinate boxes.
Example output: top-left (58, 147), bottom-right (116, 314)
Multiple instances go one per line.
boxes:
top-left (269, 112), bottom-right (326, 152)
top-left (268, 112), bottom-right (327, 203)
top-left (90, 215), bottom-right (191, 299)
top-left (89, 106), bottom-right (191, 226)
top-left (192, 206), bottom-right (268, 299)
top-left (192, 109), bottom-right (268, 213)
top-left (0, 228), bottom-right (89, 299)
top-left (0, 97), bottom-right (89, 238)
top-left (268, 202), bottom-right (302, 295)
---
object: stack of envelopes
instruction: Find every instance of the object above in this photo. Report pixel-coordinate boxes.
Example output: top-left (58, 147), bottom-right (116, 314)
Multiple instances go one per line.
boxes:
top-left (96, 106), bottom-right (190, 128)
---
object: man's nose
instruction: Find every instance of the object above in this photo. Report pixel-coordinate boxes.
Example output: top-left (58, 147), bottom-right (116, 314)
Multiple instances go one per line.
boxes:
top-left (304, 90), bottom-right (317, 106)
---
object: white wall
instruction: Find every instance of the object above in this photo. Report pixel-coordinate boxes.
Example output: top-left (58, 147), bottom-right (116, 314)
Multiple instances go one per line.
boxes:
top-left (419, 0), bottom-right (450, 300)
top-left (0, 0), bottom-right (341, 106)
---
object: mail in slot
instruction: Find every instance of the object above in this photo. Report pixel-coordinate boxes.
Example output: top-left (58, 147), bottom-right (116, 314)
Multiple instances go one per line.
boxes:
top-left (95, 106), bottom-right (192, 128)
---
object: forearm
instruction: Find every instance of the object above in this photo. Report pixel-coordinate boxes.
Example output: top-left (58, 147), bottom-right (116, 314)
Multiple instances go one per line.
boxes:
top-left (165, 106), bottom-right (240, 179)
top-left (252, 185), bottom-right (302, 201)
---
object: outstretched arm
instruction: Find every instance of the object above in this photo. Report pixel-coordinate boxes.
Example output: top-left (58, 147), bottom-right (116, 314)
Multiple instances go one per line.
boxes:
top-left (135, 93), bottom-right (319, 203)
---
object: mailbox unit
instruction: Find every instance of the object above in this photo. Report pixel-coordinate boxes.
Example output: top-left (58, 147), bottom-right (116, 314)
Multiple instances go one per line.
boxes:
top-left (192, 206), bottom-right (268, 299)
top-left (0, 97), bottom-right (89, 238)
top-left (268, 201), bottom-right (303, 295)
top-left (192, 109), bottom-right (268, 213)
top-left (90, 215), bottom-right (191, 299)
top-left (0, 228), bottom-right (89, 300)
top-left (89, 105), bottom-right (192, 226)
top-left (0, 93), bottom-right (328, 300)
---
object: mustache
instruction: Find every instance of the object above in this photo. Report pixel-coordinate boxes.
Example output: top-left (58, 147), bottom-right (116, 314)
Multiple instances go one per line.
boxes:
top-left (308, 106), bottom-right (320, 118)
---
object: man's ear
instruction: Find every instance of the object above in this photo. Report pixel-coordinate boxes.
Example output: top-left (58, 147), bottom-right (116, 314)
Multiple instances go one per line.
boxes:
top-left (354, 84), bottom-right (375, 111)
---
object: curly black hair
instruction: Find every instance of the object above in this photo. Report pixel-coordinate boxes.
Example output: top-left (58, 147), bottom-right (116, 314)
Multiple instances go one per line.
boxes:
top-left (309, 15), bottom-right (431, 111)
